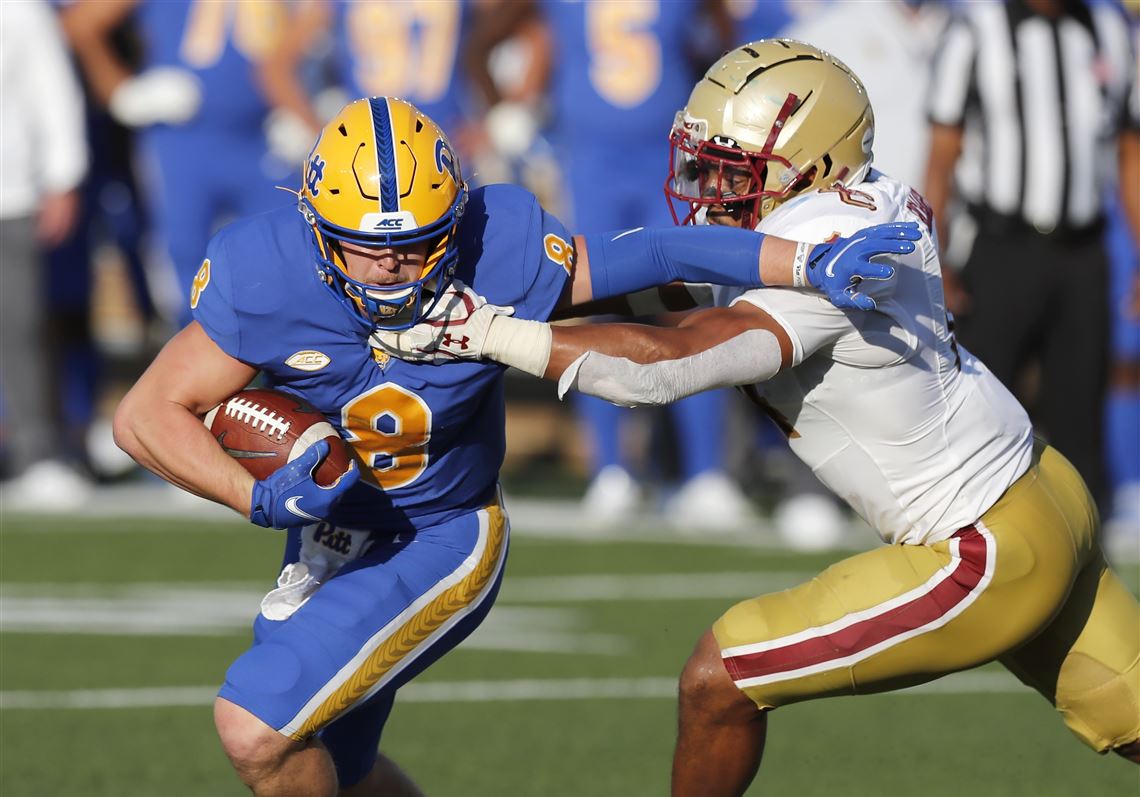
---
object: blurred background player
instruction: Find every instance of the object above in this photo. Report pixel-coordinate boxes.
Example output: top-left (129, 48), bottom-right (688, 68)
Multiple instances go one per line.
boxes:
top-left (258, 0), bottom-right (482, 169)
top-left (1104, 12), bottom-right (1140, 541)
top-left (468, 0), bottom-right (755, 530)
top-left (0, 0), bottom-right (92, 506)
top-left (53, 0), bottom-right (158, 482)
top-left (64, 0), bottom-right (296, 329)
top-left (923, 0), bottom-right (1138, 516)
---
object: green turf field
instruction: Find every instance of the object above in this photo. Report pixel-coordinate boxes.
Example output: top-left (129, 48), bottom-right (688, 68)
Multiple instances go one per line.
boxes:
top-left (1, 515), bottom-right (1137, 796)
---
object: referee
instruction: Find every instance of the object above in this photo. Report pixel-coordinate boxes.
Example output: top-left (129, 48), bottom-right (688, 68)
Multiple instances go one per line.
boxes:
top-left (924, 0), bottom-right (1138, 508)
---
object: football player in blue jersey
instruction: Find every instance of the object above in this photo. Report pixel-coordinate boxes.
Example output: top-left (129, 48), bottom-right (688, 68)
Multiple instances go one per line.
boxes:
top-left (113, 96), bottom-right (918, 796)
top-left (259, 0), bottom-right (479, 167)
top-left (64, 0), bottom-right (295, 328)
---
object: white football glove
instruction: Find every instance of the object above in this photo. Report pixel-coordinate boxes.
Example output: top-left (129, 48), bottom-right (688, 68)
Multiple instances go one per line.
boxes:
top-left (484, 101), bottom-right (539, 159)
top-left (264, 108), bottom-right (319, 165)
top-left (370, 280), bottom-right (515, 363)
top-left (109, 67), bottom-right (202, 127)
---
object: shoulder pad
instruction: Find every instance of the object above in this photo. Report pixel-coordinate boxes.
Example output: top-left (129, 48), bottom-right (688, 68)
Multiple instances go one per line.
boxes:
top-left (759, 179), bottom-right (907, 243)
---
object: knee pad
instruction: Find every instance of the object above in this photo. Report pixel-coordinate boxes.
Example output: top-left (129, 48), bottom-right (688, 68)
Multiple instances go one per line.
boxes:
top-left (1056, 651), bottom-right (1140, 752)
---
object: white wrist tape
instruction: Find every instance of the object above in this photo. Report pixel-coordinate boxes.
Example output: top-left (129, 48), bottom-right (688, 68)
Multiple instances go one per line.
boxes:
top-left (791, 242), bottom-right (811, 288)
top-left (482, 314), bottom-right (553, 377)
top-left (556, 328), bottom-right (783, 407)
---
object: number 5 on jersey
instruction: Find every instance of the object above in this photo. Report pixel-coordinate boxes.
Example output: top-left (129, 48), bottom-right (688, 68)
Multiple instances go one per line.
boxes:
top-left (341, 384), bottom-right (432, 490)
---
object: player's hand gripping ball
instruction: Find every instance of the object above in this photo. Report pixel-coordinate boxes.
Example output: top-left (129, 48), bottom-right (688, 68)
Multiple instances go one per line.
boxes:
top-left (204, 389), bottom-right (359, 528)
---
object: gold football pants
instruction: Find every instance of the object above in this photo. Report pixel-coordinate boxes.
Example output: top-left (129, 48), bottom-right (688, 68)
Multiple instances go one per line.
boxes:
top-left (713, 442), bottom-right (1140, 752)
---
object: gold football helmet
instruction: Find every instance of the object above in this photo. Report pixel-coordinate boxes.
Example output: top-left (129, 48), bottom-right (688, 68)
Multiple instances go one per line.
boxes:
top-left (666, 39), bottom-right (874, 229)
top-left (298, 97), bottom-right (467, 329)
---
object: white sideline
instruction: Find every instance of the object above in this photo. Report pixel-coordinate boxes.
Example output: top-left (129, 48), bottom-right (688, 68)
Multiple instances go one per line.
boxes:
top-left (0, 671), bottom-right (1023, 711)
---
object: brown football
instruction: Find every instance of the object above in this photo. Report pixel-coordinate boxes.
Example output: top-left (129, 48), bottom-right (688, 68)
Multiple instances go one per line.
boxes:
top-left (203, 388), bottom-right (352, 486)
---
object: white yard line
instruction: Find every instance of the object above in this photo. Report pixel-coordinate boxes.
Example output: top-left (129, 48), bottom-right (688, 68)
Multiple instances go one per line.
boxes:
top-left (0, 671), bottom-right (1023, 711)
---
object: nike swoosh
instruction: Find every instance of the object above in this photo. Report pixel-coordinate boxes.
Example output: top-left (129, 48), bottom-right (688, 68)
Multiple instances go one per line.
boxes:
top-left (285, 496), bottom-right (322, 522)
top-left (824, 237), bottom-right (865, 279)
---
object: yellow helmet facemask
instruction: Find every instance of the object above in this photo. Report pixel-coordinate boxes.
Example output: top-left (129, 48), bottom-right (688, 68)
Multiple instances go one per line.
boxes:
top-left (298, 97), bottom-right (467, 330)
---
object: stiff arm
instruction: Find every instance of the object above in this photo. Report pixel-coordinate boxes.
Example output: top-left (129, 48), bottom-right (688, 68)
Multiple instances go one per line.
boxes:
top-left (549, 304), bottom-right (794, 406)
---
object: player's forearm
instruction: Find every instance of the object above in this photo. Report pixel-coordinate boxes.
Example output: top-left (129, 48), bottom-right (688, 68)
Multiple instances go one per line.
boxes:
top-left (479, 308), bottom-right (782, 407)
top-left (255, 0), bottom-right (328, 130)
top-left (924, 124), bottom-right (964, 248)
top-left (113, 396), bottom-right (254, 516)
top-left (580, 226), bottom-right (815, 302)
top-left (542, 322), bottom-right (722, 380)
top-left (1118, 130), bottom-right (1140, 245)
top-left (61, 2), bottom-right (135, 106)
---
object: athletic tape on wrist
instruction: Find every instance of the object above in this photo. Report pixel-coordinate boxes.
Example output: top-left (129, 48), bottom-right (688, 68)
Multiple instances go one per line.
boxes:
top-left (482, 315), bottom-right (553, 377)
top-left (792, 242), bottom-right (811, 288)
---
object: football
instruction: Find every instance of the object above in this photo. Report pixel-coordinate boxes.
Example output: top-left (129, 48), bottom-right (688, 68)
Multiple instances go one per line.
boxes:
top-left (203, 388), bottom-right (353, 486)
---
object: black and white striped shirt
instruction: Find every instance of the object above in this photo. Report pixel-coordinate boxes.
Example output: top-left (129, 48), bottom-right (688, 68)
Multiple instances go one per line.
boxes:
top-left (927, 0), bottom-right (1137, 233)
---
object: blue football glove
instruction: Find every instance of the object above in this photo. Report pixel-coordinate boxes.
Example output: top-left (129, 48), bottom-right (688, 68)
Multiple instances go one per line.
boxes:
top-left (806, 221), bottom-right (922, 311)
top-left (249, 439), bottom-right (360, 529)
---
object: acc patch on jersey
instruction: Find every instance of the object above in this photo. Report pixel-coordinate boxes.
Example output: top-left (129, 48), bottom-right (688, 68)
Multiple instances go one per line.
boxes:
top-left (285, 350), bottom-right (332, 372)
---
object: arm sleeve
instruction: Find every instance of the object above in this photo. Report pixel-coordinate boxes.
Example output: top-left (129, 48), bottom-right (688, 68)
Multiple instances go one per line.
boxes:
top-left (583, 225), bottom-right (765, 300)
top-left (555, 328), bottom-right (784, 408)
top-left (27, 2), bottom-right (88, 193)
top-left (926, 14), bottom-right (977, 128)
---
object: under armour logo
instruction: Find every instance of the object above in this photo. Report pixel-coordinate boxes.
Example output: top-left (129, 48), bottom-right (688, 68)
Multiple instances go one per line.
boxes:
top-left (306, 155), bottom-right (326, 196)
top-left (443, 334), bottom-right (470, 350)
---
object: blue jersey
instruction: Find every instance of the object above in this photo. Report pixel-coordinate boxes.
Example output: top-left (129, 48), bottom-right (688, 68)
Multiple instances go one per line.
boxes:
top-left (543, 0), bottom-right (698, 140)
top-left (135, 0), bottom-right (287, 132)
top-left (192, 185), bottom-right (571, 532)
top-left (543, 0), bottom-right (703, 229)
top-left (328, 0), bottom-right (471, 131)
top-left (728, 0), bottom-right (828, 41)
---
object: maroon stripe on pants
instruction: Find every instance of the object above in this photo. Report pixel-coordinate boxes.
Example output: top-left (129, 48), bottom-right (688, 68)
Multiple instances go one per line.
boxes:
top-left (723, 527), bottom-right (988, 682)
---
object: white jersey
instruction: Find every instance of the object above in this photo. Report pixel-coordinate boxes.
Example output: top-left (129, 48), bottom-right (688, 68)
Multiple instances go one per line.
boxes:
top-left (716, 171), bottom-right (1033, 545)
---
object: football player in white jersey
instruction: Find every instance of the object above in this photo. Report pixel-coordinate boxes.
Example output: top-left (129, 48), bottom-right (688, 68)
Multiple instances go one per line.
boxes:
top-left (375, 40), bottom-right (1140, 794)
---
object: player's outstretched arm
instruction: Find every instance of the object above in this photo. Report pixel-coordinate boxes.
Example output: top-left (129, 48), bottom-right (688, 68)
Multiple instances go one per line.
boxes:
top-left (372, 292), bottom-right (797, 406)
top-left (113, 323), bottom-right (260, 516)
top-left (544, 303), bottom-right (793, 406)
top-left (564, 221), bottom-right (920, 313)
